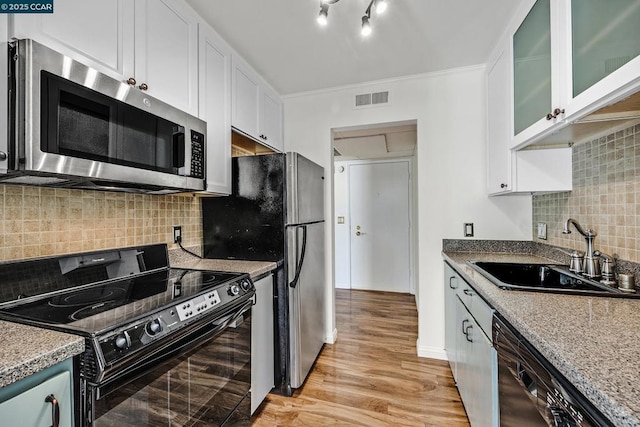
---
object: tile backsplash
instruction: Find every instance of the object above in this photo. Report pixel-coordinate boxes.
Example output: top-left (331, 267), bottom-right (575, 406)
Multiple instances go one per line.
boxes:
top-left (533, 123), bottom-right (640, 262)
top-left (0, 185), bottom-right (202, 261)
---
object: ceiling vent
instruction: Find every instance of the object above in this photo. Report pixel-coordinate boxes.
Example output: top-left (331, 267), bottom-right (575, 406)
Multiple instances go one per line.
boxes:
top-left (354, 91), bottom-right (389, 108)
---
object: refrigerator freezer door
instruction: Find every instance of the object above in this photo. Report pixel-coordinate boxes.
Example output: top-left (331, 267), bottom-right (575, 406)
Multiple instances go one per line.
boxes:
top-left (287, 221), bottom-right (326, 389)
top-left (286, 153), bottom-right (325, 225)
top-left (201, 154), bottom-right (286, 261)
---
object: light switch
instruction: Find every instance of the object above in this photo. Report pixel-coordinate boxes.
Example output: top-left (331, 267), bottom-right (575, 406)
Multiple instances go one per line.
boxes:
top-left (464, 223), bottom-right (474, 237)
top-left (537, 222), bottom-right (547, 240)
top-left (337, 216), bottom-right (345, 224)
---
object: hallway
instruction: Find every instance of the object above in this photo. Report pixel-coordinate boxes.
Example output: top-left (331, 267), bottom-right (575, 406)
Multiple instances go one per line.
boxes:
top-left (252, 289), bottom-right (470, 426)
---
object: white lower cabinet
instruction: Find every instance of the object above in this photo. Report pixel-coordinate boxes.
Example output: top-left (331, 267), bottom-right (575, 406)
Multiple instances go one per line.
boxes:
top-left (444, 263), bottom-right (498, 427)
top-left (251, 273), bottom-right (275, 414)
top-left (444, 263), bottom-right (460, 381)
top-left (0, 359), bottom-right (74, 427)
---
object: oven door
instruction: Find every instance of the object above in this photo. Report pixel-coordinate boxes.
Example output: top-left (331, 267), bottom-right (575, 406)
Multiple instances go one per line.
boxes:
top-left (86, 304), bottom-right (251, 427)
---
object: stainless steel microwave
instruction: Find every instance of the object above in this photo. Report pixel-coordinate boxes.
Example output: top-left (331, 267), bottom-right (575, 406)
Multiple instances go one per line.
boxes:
top-left (1, 39), bottom-right (206, 194)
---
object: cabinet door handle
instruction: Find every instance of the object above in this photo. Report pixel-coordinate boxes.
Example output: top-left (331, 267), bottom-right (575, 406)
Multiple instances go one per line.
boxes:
top-left (45, 394), bottom-right (60, 427)
top-left (463, 288), bottom-right (473, 296)
top-left (127, 77), bottom-right (136, 86)
top-left (449, 276), bottom-right (458, 289)
top-left (465, 324), bottom-right (473, 342)
top-left (500, 183), bottom-right (507, 189)
top-left (139, 83), bottom-right (149, 91)
top-left (546, 107), bottom-right (565, 120)
top-left (461, 319), bottom-right (469, 334)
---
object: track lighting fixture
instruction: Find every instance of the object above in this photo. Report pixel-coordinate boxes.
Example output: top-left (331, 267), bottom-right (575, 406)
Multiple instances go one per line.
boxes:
top-left (316, 0), bottom-right (389, 36)
top-left (317, 4), bottom-right (329, 26)
top-left (361, 15), bottom-right (371, 36)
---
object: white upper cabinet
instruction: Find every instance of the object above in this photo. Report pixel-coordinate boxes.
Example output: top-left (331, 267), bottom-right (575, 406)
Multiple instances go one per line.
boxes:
top-left (561, 0), bottom-right (640, 119)
top-left (232, 56), bottom-right (260, 138)
top-left (487, 39), bottom-right (512, 195)
top-left (134, 0), bottom-right (199, 116)
top-left (10, 0), bottom-right (134, 80)
top-left (199, 23), bottom-right (232, 195)
top-left (487, 28), bottom-right (572, 196)
top-left (511, 0), bottom-right (562, 148)
top-left (232, 56), bottom-right (283, 152)
top-left (11, 0), bottom-right (199, 116)
top-left (510, 0), bottom-right (640, 148)
top-left (259, 85), bottom-right (284, 152)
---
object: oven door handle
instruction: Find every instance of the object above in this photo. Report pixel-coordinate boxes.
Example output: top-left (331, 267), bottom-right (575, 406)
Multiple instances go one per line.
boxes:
top-left (213, 301), bottom-right (252, 328)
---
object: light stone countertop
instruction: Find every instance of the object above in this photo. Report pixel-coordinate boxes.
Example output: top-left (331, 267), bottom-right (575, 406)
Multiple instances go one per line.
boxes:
top-left (444, 251), bottom-right (640, 427)
top-left (173, 258), bottom-right (278, 279)
top-left (0, 321), bottom-right (84, 388)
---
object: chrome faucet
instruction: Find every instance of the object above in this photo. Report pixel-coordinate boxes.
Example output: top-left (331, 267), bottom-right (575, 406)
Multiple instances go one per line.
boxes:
top-left (562, 218), bottom-right (601, 279)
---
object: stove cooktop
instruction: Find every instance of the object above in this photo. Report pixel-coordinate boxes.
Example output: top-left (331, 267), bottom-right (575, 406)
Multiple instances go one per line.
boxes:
top-left (0, 244), bottom-right (251, 336)
top-left (0, 268), bottom-right (245, 334)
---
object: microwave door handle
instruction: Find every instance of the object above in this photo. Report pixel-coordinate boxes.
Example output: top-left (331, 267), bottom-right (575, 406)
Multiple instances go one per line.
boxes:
top-left (173, 126), bottom-right (185, 171)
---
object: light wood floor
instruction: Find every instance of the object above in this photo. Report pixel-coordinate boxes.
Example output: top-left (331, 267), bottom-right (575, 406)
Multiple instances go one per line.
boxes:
top-left (251, 289), bottom-right (470, 426)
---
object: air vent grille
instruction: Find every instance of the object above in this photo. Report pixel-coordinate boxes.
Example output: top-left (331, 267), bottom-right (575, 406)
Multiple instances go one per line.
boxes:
top-left (372, 91), bottom-right (389, 104)
top-left (354, 91), bottom-right (389, 108)
top-left (355, 93), bottom-right (372, 107)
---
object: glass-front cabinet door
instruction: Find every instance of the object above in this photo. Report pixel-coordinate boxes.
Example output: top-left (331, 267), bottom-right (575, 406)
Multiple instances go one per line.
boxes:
top-left (513, 0), bottom-right (552, 135)
top-left (511, 0), bottom-right (564, 148)
top-left (563, 0), bottom-right (640, 118)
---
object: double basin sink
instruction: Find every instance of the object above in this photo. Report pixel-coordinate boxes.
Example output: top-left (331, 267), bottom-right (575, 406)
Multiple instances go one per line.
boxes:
top-left (468, 261), bottom-right (639, 298)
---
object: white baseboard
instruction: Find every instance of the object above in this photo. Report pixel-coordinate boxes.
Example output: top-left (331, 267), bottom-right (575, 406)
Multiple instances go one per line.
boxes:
top-left (416, 339), bottom-right (447, 360)
top-left (325, 328), bottom-right (338, 344)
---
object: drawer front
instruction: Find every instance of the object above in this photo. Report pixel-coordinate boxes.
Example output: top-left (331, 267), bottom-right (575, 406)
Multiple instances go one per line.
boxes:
top-left (445, 262), bottom-right (494, 337)
top-left (469, 292), bottom-right (494, 339)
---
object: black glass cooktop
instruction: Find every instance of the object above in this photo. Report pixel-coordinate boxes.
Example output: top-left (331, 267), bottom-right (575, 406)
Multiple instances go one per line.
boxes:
top-left (0, 268), bottom-right (243, 333)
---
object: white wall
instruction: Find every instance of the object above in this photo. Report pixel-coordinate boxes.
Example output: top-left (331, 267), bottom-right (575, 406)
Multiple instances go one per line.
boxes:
top-left (283, 66), bottom-right (533, 356)
top-left (333, 160), bottom-right (349, 288)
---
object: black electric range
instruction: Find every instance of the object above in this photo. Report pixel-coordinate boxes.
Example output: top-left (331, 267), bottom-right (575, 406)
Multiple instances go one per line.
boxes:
top-left (0, 244), bottom-right (254, 385)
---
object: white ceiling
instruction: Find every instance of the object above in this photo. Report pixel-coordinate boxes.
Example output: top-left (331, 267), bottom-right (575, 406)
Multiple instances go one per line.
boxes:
top-left (186, 0), bottom-right (524, 95)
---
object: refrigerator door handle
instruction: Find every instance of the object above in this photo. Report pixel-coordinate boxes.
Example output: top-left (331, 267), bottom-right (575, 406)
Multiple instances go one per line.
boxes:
top-left (289, 225), bottom-right (308, 288)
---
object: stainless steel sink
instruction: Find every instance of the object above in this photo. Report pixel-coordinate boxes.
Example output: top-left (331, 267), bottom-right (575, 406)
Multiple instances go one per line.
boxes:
top-left (467, 261), bottom-right (639, 298)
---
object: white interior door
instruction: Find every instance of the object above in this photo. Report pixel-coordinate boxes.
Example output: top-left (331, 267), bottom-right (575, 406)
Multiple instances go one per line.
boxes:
top-left (349, 161), bottom-right (410, 292)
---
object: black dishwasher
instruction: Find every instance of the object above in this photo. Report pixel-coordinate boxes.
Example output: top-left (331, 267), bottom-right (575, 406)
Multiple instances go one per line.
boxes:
top-left (493, 315), bottom-right (612, 427)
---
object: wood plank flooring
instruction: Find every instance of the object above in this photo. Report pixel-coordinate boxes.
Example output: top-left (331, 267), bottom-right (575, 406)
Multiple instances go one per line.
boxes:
top-left (252, 289), bottom-right (470, 426)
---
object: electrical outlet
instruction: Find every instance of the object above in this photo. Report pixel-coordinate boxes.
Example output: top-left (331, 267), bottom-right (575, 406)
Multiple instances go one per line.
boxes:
top-left (537, 223), bottom-right (547, 240)
top-left (173, 226), bottom-right (182, 243)
top-left (464, 223), bottom-right (474, 237)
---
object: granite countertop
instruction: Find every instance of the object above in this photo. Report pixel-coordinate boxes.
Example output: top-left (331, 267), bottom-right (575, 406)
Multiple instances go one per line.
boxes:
top-left (0, 321), bottom-right (84, 388)
top-left (443, 251), bottom-right (640, 427)
top-left (173, 258), bottom-right (277, 279)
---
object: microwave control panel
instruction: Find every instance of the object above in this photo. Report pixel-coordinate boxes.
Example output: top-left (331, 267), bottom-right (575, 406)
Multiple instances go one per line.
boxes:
top-left (190, 131), bottom-right (204, 179)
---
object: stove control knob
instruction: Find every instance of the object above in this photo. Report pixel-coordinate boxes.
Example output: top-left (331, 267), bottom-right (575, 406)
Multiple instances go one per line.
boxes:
top-left (240, 279), bottom-right (252, 292)
top-left (146, 319), bottom-right (162, 336)
top-left (228, 283), bottom-right (240, 296)
top-left (114, 331), bottom-right (131, 350)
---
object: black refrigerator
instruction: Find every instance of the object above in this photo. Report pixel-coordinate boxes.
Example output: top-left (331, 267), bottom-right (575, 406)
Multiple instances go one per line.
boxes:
top-left (202, 152), bottom-right (325, 395)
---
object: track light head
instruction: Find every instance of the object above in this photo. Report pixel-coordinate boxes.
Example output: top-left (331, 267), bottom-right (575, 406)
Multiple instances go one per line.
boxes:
top-left (361, 15), bottom-right (372, 36)
top-left (317, 4), bottom-right (329, 26)
top-left (375, 0), bottom-right (387, 14)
